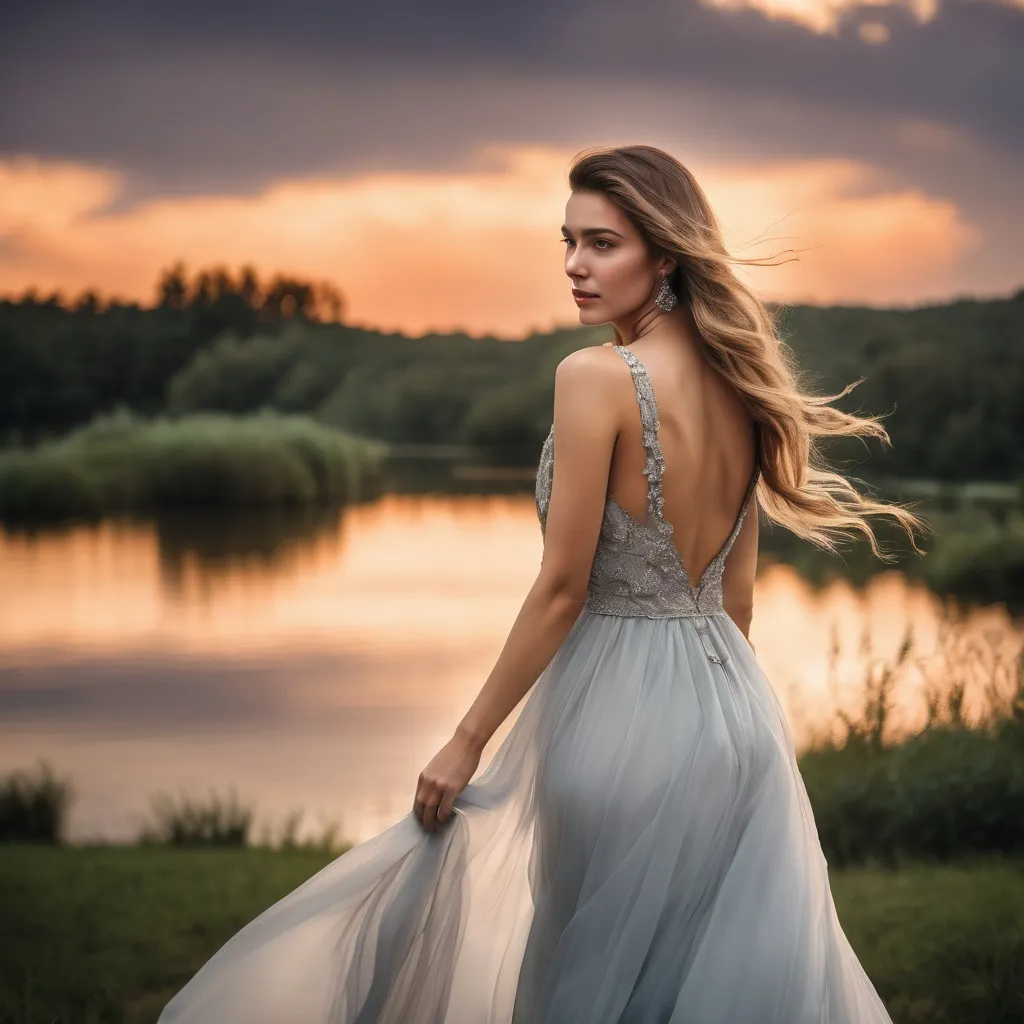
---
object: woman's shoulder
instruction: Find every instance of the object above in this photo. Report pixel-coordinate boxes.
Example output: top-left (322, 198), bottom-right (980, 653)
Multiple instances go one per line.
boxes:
top-left (552, 343), bottom-right (631, 398)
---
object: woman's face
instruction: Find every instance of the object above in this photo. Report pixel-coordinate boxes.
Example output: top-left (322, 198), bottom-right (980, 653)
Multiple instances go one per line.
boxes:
top-left (561, 189), bottom-right (664, 325)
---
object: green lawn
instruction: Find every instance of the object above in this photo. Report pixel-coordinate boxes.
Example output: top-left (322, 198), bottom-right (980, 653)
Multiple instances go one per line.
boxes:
top-left (1, 846), bottom-right (1022, 1023)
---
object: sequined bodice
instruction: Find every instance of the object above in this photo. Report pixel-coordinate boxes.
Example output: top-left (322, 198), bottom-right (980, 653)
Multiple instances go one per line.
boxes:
top-left (535, 345), bottom-right (759, 624)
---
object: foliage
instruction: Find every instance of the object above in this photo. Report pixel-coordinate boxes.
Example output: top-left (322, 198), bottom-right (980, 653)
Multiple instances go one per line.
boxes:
top-left (0, 263), bottom-right (345, 443)
top-left (925, 513), bottom-right (1024, 606)
top-left (798, 615), bottom-right (1024, 866)
top-left (254, 809), bottom-right (346, 855)
top-left (0, 762), bottom-right (74, 844)
top-left (133, 789), bottom-right (346, 854)
top-left (137, 790), bottom-right (255, 848)
top-left (166, 328), bottom-right (306, 415)
top-left (162, 321), bottom-right (588, 463)
top-left (0, 409), bottom-right (388, 523)
top-left (3, 274), bottom-right (1022, 480)
top-left (780, 292), bottom-right (1024, 481)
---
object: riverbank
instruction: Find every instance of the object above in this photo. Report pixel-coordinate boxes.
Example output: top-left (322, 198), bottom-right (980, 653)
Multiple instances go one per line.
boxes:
top-left (1, 845), bottom-right (1020, 1024)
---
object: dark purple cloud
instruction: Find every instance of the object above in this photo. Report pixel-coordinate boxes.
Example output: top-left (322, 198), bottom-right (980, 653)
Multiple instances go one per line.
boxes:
top-left (1, 0), bottom-right (1020, 197)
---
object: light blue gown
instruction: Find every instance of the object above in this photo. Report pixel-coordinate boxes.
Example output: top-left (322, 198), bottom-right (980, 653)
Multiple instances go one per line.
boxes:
top-left (159, 344), bottom-right (894, 1023)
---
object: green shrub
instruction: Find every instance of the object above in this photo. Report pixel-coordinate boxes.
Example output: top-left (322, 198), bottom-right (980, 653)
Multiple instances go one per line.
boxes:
top-left (802, 726), bottom-right (1024, 866)
top-left (0, 451), bottom-right (102, 522)
top-left (925, 514), bottom-right (1024, 608)
top-left (0, 410), bottom-right (387, 522)
top-left (798, 617), bottom-right (1024, 865)
top-left (166, 330), bottom-right (301, 415)
top-left (460, 385), bottom-right (551, 463)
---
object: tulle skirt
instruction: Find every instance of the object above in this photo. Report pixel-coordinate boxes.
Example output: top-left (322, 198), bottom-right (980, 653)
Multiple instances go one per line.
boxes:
top-left (158, 609), bottom-right (893, 1023)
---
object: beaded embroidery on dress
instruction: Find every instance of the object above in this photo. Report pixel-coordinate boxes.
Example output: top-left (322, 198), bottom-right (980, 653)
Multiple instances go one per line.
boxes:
top-left (158, 344), bottom-right (895, 1023)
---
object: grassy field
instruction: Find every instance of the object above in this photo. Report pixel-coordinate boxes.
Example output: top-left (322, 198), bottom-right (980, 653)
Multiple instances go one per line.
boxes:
top-left (1, 846), bottom-right (1022, 1024)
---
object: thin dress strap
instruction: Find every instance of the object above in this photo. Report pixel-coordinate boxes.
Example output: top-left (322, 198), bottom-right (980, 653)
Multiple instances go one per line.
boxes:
top-left (611, 345), bottom-right (666, 525)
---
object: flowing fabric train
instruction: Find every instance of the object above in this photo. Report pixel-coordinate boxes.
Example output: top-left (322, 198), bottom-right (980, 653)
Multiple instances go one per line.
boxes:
top-left (158, 608), bottom-right (893, 1023)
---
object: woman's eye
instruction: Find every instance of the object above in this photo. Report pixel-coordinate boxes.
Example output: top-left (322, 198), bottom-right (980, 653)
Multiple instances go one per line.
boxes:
top-left (559, 237), bottom-right (612, 250)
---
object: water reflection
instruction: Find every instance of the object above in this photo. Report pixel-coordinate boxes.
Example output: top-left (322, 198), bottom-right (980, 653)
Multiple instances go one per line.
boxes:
top-left (154, 505), bottom-right (350, 589)
top-left (1, 493), bottom-right (1021, 845)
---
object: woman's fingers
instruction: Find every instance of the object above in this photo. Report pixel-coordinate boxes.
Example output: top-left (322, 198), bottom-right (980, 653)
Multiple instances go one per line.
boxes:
top-left (413, 734), bottom-right (482, 832)
top-left (424, 801), bottom-right (441, 832)
top-left (414, 779), bottom-right (453, 832)
top-left (436, 789), bottom-right (457, 826)
top-left (414, 782), bottom-right (440, 831)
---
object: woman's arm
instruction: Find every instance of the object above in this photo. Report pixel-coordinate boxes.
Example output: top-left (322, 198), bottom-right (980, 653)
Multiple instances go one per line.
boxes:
top-left (412, 346), bottom-right (624, 832)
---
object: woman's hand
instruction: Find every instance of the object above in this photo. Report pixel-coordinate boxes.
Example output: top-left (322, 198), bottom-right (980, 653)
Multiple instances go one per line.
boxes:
top-left (412, 730), bottom-right (483, 833)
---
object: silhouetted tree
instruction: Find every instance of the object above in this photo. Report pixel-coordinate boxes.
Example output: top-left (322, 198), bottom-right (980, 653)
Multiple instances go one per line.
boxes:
top-left (73, 291), bottom-right (101, 314)
top-left (156, 262), bottom-right (189, 311)
top-left (262, 275), bottom-right (316, 321)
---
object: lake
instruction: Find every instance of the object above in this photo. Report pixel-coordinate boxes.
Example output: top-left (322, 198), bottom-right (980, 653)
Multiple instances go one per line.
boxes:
top-left (2, 484), bottom-right (1021, 845)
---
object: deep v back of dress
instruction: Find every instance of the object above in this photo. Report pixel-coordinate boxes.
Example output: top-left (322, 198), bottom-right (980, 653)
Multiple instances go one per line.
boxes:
top-left (536, 344), bottom-right (759, 656)
top-left (159, 343), bottom-right (895, 1024)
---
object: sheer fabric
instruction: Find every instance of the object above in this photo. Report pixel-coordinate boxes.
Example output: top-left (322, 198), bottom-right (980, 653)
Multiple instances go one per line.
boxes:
top-left (158, 344), bottom-right (893, 1023)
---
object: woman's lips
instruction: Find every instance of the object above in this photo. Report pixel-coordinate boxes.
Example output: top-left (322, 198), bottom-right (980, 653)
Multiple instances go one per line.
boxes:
top-left (572, 289), bottom-right (599, 302)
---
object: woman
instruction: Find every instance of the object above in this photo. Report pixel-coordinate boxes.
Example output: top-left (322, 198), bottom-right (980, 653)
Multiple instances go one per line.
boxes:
top-left (159, 144), bottom-right (925, 1023)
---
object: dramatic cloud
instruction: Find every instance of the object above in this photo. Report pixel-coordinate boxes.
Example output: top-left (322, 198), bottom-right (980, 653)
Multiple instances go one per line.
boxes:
top-left (3, 0), bottom-right (1021, 192)
top-left (1, 0), bottom-right (1020, 327)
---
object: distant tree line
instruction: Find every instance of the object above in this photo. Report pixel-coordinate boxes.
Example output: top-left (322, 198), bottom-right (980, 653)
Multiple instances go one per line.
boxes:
top-left (0, 264), bottom-right (346, 440)
top-left (16, 262), bottom-right (345, 324)
top-left (1, 266), bottom-right (1022, 481)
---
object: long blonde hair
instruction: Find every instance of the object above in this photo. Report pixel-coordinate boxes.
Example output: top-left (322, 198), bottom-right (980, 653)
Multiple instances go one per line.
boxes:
top-left (568, 144), bottom-right (927, 559)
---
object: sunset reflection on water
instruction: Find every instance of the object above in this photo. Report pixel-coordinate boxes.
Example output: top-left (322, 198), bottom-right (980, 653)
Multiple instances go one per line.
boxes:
top-left (1, 494), bottom-right (1020, 844)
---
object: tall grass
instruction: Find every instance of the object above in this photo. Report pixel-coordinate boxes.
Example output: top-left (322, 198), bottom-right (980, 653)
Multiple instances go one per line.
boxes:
top-left (137, 791), bottom-right (348, 853)
top-left (799, 613), bottom-right (1024, 866)
top-left (0, 761), bottom-right (73, 843)
top-left (0, 773), bottom-right (347, 855)
top-left (255, 808), bottom-right (348, 855)
top-left (0, 407), bottom-right (388, 523)
top-left (137, 789), bottom-right (255, 848)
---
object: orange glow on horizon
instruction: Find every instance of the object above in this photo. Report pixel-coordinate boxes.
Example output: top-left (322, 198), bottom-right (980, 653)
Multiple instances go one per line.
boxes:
top-left (0, 144), bottom-right (980, 337)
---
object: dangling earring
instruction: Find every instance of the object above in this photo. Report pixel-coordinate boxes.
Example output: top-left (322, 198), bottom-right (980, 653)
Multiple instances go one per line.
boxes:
top-left (654, 273), bottom-right (677, 312)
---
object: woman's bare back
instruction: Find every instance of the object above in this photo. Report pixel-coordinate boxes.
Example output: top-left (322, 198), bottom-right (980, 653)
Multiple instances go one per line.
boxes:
top-left (605, 336), bottom-right (758, 610)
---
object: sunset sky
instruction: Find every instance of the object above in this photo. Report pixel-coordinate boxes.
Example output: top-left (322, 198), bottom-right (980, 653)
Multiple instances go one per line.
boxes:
top-left (2, 0), bottom-right (1021, 337)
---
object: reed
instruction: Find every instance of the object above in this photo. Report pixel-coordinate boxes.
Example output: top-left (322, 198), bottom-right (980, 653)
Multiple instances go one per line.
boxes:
top-left (0, 761), bottom-right (74, 844)
top-left (0, 408), bottom-right (388, 523)
top-left (137, 789), bottom-right (255, 847)
top-left (798, 613), bottom-right (1024, 866)
top-left (134, 791), bottom-right (349, 854)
